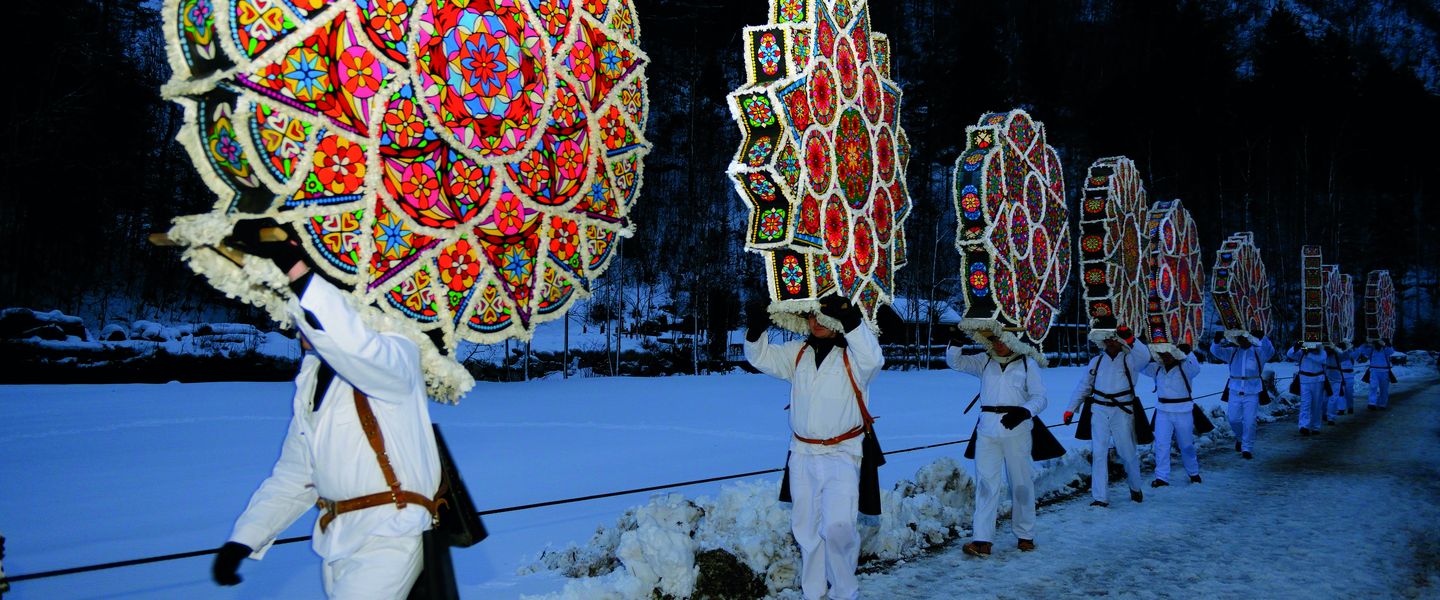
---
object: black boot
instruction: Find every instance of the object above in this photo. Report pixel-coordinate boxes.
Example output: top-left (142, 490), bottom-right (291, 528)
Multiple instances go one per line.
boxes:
top-left (1130, 489), bottom-right (1143, 503)
top-left (1242, 451), bottom-right (1253, 459)
top-left (1150, 479), bottom-right (1169, 488)
top-left (1190, 474), bottom-right (1202, 484)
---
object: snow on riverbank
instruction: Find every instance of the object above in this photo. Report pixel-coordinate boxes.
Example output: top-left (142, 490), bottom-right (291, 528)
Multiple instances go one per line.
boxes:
top-left (2, 358), bottom-right (1433, 599)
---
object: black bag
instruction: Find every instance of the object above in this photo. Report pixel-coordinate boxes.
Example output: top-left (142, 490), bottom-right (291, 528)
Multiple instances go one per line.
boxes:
top-left (1030, 418), bottom-right (1066, 460)
top-left (1191, 405), bottom-right (1216, 435)
top-left (858, 429), bottom-right (884, 516)
top-left (1390, 371), bottom-right (1398, 384)
top-left (431, 425), bottom-right (487, 548)
top-left (1129, 398), bottom-right (1155, 445)
top-left (962, 417), bottom-right (1066, 461)
top-left (407, 529), bottom-right (459, 600)
top-left (1289, 376), bottom-right (1300, 395)
top-left (1221, 382), bottom-right (1229, 403)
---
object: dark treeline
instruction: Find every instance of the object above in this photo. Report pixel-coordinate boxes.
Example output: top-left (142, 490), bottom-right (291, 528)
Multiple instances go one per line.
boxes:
top-left (2, 0), bottom-right (1437, 359)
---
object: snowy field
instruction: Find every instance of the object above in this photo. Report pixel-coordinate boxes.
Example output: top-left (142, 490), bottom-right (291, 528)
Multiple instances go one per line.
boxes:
top-left (2, 357), bottom-right (1436, 599)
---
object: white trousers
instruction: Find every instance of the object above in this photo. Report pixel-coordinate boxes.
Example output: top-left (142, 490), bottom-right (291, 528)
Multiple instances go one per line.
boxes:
top-left (1369, 372), bottom-right (1392, 407)
top-left (788, 452), bottom-right (860, 600)
top-left (1297, 381), bottom-right (1326, 431)
top-left (321, 533), bottom-right (423, 599)
top-left (1225, 392), bottom-right (1260, 452)
top-left (1342, 377), bottom-right (1356, 411)
top-left (1152, 410), bottom-right (1199, 481)
top-left (1088, 405), bottom-right (1142, 502)
top-left (972, 432), bottom-right (1036, 542)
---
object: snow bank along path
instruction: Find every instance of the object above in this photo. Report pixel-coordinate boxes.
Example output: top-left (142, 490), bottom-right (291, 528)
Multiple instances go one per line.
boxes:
top-left (867, 378), bottom-right (1440, 599)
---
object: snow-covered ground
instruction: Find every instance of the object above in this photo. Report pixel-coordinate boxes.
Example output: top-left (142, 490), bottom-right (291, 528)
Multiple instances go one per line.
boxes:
top-left (0, 356), bottom-right (1434, 599)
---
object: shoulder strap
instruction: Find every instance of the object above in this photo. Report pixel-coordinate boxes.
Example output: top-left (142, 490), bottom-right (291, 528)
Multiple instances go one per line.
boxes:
top-left (353, 390), bottom-right (407, 509)
top-left (840, 350), bottom-right (874, 427)
top-left (1122, 355), bottom-right (1135, 392)
top-left (793, 344), bottom-right (807, 368)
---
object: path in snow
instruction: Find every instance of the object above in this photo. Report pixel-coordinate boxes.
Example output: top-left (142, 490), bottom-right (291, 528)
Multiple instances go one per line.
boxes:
top-left (865, 379), bottom-right (1440, 599)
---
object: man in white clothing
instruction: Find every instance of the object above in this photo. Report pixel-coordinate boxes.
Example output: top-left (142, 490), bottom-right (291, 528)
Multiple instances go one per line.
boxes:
top-left (1359, 340), bottom-right (1398, 410)
top-left (1141, 345), bottom-right (1203, 487)
top-left (1287, 341), bottom-right (1330, 435)
top-left (1322, 345), bottom-right (1345, 425)
top-left (744, 295), bottom-right (879, 600)
top-left (946, 322), bottom-right (1050, 557)
top-left (1209, 330), bottom-right (1275, 459)
top-left (1335, 342), bottom-right (1359, 415)
top-left (211, 221), bottom-right (442, 600)
top-left (1066, 324), bottom-right (1151, 506)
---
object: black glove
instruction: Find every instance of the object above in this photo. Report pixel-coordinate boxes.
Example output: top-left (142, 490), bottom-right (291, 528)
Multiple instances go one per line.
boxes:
top-left (818, 295), bottom-right (863, 332)
top-left (1000, 407), bottom-right (1031, 430)
top-left (1249, 329), bottom-right (1265, 340)
top-left (1177, 343), bottom-right (1193, 355)
top-left (212, 541), bottom-right (252, 586)
top-left (945, 325), bottom-right (970, 348)
top-left (1212, 332), bottom-right (1225, 344)
top-left (745, 300), bottom-right (771, 342)
top-left (225, 219), bottom-right (307, 273)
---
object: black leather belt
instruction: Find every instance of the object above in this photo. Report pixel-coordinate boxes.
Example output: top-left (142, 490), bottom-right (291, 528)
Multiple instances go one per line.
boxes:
top-left (1158, 397), bottom-right (1192, 404)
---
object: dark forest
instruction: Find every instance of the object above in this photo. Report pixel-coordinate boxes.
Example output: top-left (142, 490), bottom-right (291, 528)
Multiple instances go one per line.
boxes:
top-left (3, 0), bottom-right (1437, 360)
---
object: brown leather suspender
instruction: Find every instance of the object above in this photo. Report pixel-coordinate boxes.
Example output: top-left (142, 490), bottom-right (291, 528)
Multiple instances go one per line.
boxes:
top-left (315, 390), bottom-right (438, 533)
top-left (789, 345), bottom-right (874, 446)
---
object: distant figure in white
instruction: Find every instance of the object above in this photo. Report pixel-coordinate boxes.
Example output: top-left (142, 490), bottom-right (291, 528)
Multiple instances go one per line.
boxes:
top-left (1333, 342), bottom-right (1360, 415)
top-left (1142, 344), bottom-right (1203, 486)
top-left (1287, 341), bottom-right (1330, 435)
top-left (1359, 340), bottom-right (1399, 410)
top-left (1066, 323), bottom-right (1151, 506)
top-left (211, 220), bottom-right (442, 599)
top-left (1210, 330), bottom-right (1275, 459)
top-left (743, 295), bottom-right (879, 600)
top-left (1322, 344), bottom-right (1346, 425)
top-left (945, 323), bottom-right (1049, 557)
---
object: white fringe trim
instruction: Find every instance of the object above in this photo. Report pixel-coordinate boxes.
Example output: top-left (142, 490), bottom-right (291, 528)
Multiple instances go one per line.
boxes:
top-left (958, 318), bottom-right (1047, 368)
top-left (167, 216), bottom-right (475, 404)
top-left (768, 299), bottom-right (846, 335)
top-left (1086, 327), bottom-right (1133, 349)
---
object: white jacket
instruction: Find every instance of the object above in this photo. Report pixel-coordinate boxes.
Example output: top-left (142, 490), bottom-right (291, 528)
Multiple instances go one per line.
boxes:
top-left (1068, 341), bottom-right (1151, 413)
top-left (1141, 353), bottom-right (1200, 413)
top-left (945, 349), bottom-right (1047, 438)
top-left (745, 326), bottom-right (883, 457)
top-left (229, 276), bottom-right (442, 562)
top-left (1287, 346), bottom-right (1328, 383)
top-left (1210, 338), bottom-right (1274, 394)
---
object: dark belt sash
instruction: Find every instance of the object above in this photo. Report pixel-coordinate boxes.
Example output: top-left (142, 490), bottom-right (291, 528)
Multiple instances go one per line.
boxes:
top-left (1158, 397), bottom-right (1192, 404)
top-left (1298, 370), bottom-right (1323, 377)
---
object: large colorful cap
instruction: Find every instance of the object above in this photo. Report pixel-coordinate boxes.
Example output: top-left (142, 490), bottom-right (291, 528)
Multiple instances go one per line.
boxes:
top-left (1211, 232), bottom-right (1272, 341)
top-left (727, 0), bottom-right (910, 334)
top-left (1323, 267), bottom-right (1354, 346)
top-left (161, 0), bottom-right (650, 402)
top-left (1079, 157), bottom-right (1150, 339)
top-left (1364, 270), bottom-right (1395, 343)
top-left (1301, 246), bottom-right (1326, 347)
top-left (1142, 199), bottom-right (1205, 358)
top-left (953, 109), bottom-right (1071, 353)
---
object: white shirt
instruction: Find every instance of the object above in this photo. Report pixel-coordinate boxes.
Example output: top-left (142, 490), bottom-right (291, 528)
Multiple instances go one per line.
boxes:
top-left (745, 326), bottom-right (883, 457)
top-left (1068, 340), bottom-right (1151, 413)
top-left (1210, 338), bottom-right (1274, 394)
top-left (1359, 345), bottom-right (1396, 368)
top-left (1141, 353), bottom-right (1200, 413)
top-left (1287, 346), bottom-right (1328, 383)
top-left (945, 349), bottom-right (1048, 438)
top-left (229, 277), bottom-right (441, 562)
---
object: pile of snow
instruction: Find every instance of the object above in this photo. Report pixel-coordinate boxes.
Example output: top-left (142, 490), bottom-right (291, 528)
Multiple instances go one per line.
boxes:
top-left (526, 378), bottom-right (1307, 600)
